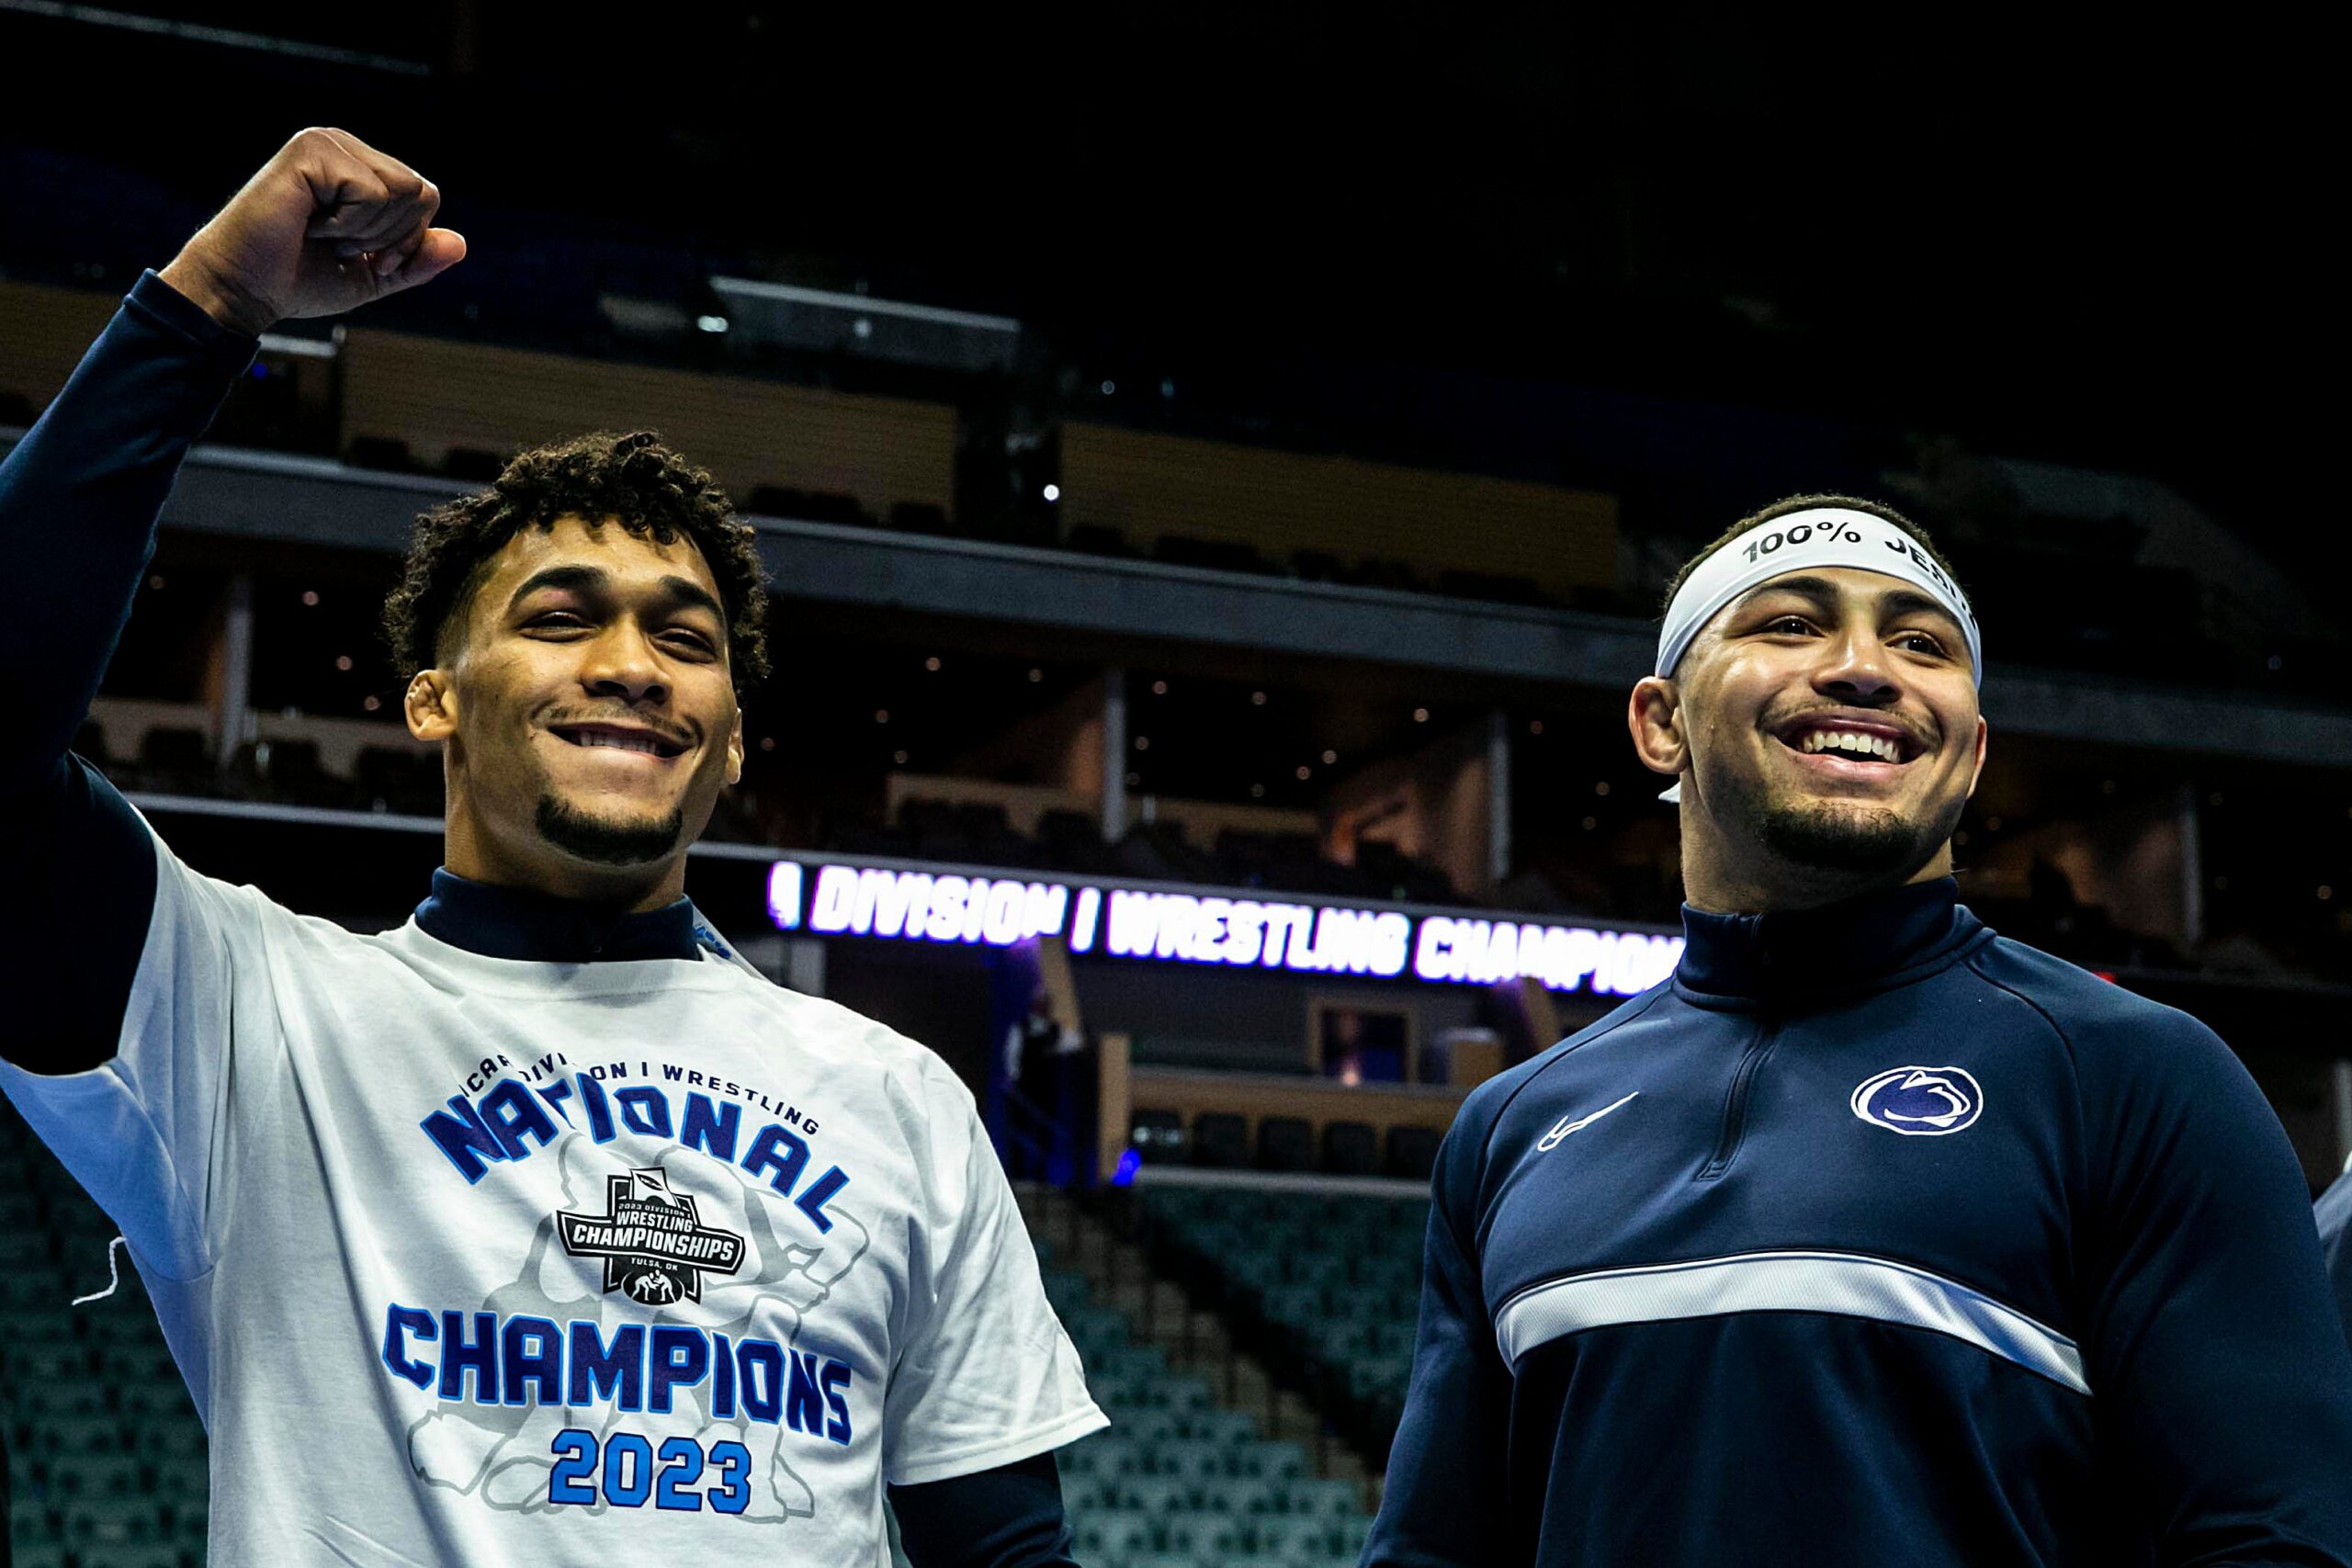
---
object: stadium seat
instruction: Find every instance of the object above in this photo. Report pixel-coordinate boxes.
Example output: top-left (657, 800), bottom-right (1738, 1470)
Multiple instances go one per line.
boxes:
top-left (1255, 1115), bottom-right (1315, 1172)
top-left (134, 727), bottom-right (210, 793)
top-left (1384, 1125), bottom-right (1441, 1180)
top-left (1320, 1120), bottom-right (1377, 1175)
top-left (1192, 1112), bottom-right (1250, 1169)
top-left (1070, 1514), bottom-right (1157, 1559)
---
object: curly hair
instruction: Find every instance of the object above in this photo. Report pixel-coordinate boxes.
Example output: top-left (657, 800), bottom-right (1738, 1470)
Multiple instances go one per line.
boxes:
top-left (381, 430), bottom-right (771, 689)
top-left (1658, 492), bottom-right (1964, 617)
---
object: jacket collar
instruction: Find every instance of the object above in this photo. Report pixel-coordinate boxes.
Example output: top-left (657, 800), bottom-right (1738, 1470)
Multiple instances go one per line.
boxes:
top-left (1671, 874), bottom-right (1984, 1009)
top-left (413, 868), bottom-right (701, 963)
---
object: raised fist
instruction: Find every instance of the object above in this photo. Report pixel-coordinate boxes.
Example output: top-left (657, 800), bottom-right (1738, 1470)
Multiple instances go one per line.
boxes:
top-left (157, 127), bottom-right (465, 336)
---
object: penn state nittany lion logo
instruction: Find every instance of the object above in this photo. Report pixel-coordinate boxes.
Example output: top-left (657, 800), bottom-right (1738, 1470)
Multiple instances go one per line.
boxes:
top-left (1850, 1066), bottom-right (1984, 1136)
top-left (558, 1167), bottom-right (748, 1304)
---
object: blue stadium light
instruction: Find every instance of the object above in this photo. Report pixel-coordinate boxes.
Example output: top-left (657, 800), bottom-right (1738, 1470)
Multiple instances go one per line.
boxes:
top-left (1111, 1148), bottom-right (1141, 1186)
top-left (695, 315), bottom-right (729, 333)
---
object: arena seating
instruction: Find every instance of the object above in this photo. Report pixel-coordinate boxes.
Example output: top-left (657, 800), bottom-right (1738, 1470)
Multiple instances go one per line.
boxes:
top-left (1136, 1185), bottom-right (1429, 1468)
top-left (1, 1110), bottom-right (208, 1568)
top-left (1035, 1235), bottom-right (1376, 1568)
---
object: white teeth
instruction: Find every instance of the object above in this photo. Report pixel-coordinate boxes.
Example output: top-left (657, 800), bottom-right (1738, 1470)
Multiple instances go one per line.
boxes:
top-left (572, 730), bottom-right (662, 756)
top-left (1799, 729), bottom-right (1900, 761)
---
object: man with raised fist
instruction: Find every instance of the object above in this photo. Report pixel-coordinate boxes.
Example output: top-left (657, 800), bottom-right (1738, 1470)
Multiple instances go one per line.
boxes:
top-left (1, 129), bottom-right (1103, 1565)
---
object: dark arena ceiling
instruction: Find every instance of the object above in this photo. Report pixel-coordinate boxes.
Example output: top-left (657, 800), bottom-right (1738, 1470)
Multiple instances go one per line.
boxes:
top-left (0, 3), bottom-right (2333, 577)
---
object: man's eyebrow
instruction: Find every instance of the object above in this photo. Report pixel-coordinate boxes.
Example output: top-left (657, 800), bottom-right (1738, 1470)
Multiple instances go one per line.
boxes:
top-left (657, 575), bottom-right (726, 622)
top-left (506, 564), bottom-right (725, 623)
top-left (1736, 574), bottom-right (1965, 633)
top-left (507, 563), bottom-right (608, 611)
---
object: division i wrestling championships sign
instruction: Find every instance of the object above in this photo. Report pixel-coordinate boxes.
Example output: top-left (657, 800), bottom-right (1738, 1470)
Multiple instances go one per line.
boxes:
top-left (763, 858), bottom-right (1683, 998)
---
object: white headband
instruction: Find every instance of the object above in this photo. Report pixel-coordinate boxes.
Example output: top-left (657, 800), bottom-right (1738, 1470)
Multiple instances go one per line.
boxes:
top-left (1653, 507), bottom-right (1981, 803)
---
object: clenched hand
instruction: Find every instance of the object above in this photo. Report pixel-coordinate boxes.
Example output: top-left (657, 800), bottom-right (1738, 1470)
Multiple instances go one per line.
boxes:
top-left (158, 127), bottom-right (465, 336)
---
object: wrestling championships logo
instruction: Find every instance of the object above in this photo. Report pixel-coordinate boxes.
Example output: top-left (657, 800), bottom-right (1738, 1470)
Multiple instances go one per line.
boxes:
top-left (559, 1167), bottom-right (747, 1304)
top-left (1850, 1066), bottom-right (1984, 1136)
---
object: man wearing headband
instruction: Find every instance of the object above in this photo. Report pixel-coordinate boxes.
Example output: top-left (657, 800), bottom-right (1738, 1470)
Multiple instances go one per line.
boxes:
top-left (1363, 495), bottom-right (2352, 1565)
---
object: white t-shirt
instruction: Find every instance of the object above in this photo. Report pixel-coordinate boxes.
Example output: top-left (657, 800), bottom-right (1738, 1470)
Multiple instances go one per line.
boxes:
top-left (0, 823), bottom-right (1107, 1565)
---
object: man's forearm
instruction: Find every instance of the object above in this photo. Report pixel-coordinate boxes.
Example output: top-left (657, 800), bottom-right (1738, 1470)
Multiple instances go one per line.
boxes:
top-left (1, 269), bottom-right (256, 795)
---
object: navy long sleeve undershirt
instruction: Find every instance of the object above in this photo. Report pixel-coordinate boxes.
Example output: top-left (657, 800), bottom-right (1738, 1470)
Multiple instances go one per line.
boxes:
top-left (1, 269), bottom-right (250, 1076)
top-left (0, 271), bottom-right (1083, 1568)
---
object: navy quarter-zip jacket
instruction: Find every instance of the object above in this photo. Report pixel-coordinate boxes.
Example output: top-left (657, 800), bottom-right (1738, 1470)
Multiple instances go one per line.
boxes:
top-left (1364, 874), bottom-right (2352, 1566)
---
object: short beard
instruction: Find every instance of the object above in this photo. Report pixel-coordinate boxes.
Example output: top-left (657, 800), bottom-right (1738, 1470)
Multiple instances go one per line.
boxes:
top-left (1754, 796), bottom-right (1924, 875)
top-left (534, 793), bottom-right (684, 867)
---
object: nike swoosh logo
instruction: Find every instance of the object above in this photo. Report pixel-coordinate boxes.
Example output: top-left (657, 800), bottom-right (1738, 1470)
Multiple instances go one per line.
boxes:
top-left (1537, 1090), bottom-right (1640, 1152)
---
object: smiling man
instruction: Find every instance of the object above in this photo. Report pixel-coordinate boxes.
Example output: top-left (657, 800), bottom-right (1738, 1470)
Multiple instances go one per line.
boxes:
top-left (387, 449), bottom-right (757, 902)
top-left (1362, 498), bottom-right (2352, 1566)
top-left (0, 129), bottom-right (1103, 1565)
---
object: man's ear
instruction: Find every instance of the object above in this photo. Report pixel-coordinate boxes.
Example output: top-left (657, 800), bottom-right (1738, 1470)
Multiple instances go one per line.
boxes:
top-left (1628, 676), bottom-right (1686, 781)
top-left (405, 669), bottom-right (458, 744)
top-left (725, 706), bottom-right (745, 787)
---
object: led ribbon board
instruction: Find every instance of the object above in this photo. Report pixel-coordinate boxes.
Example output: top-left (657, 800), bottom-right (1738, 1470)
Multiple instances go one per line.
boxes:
top-left (766, 859), bottom-right (1683, 998)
